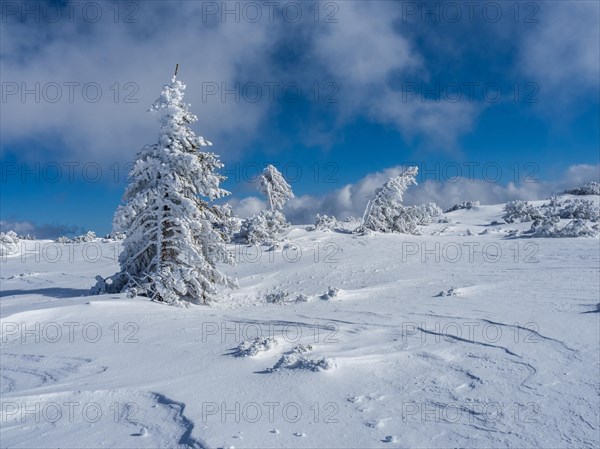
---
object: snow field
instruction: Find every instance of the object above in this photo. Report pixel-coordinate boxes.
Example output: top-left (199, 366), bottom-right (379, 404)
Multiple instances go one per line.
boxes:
top-left (1, 201), bottom-right (599, 448)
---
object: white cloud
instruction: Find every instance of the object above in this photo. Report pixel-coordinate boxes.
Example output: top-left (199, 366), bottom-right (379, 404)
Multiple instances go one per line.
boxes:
top-left (518, 2), bottom-right (600, 106)
top-left (1, 1), bottom-right (486, 164)
top-left (1, 1), bottom-right (596, 169)
top-left (0, 2), bottom-right (274, 162)
top-left (562, 164), bottom-right (600, 187)
top-left (226, 196), bottom-right (266, 219)
top-left (309, 2), bottom-right (479, 149)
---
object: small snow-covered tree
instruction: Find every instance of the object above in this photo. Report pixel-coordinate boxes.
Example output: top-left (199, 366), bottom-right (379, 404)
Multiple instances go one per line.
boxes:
top-left (94, 75), bottom-right (234, 305)
top-left (238, 210), bottom-right (289, 244)
top-left (314, 214), bottom-right (339, 231)
top-left (407, 203), bottom-right (443, 225)
top-left (259, 165), bottom-right (294, 211)
top-left (237, 165), bottom-right (294, 244)
top-left (361, 166), bottom-right (419, 233)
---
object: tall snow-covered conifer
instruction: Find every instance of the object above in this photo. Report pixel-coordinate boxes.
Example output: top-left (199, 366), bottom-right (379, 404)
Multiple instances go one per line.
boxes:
top-left (96, 75), bottom-right (235, 305)
top-left (259, 165), bottom-right (294, 211)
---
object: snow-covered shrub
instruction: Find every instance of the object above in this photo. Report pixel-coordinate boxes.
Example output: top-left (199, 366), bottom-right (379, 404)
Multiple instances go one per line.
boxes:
top-left (314, 214), bottom-right (339, 231)
top-left (108, 231), bottom-right (126, 241)
top-left (93, 76), bottom-right (235, 305)
top-left (564, 181), bottom-right (600, 196)
top-left (239, 212), bottom-right (270, 244)
top-left (238, 210), bottom-right (288, 244)
top-left (293, 344), bottom-right (313, 354)
top-left (406, 202), bottom-right (443, 225)
top-left (73, 231), bottom-right (97, 243)
top-left (390, 208), bottom-right (420, 234)
top-left (435, 287), bottom-right (460, 297)
top-left (320, 286), bottom-right (339, 300)
top-left (295, 294), bottom-right (309, 303)
top-left (1, 230), bottom-right (19, 242)
top-left (263, 290), bottom-right (310, 304)
top-left (547, 198), bottom-right (599, 221)
top-left (560, 219), bottom-right (599, 237)
top-left (542, 194), bottom-right (562, 212)
top-left (527, 216), bottom-right (561, 237)
top-left (502, 200), bottom-right (542, 223)
top-left (566, 199), bottom-right (598, 221)
top-left (361, 166), bottom-right (419, 234)
top-left (234, 337), bottom-right (277, 357)
top-left (56, 236), bottom-right (73, 243)
top-left (269, 353), bottom-right (336, 372)
top-left (265, 289), bottom-right (289, 304)
top-left (526, 217), bottom-right (598, 238)
top-left (444, 201), bottom-right (480, 213)
top-left (0, 231), bottom-right (19, 256)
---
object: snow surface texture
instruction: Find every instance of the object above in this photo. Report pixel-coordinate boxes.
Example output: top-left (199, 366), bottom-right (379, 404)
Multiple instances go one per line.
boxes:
top-left (1, 199), bottom-right (599, 448)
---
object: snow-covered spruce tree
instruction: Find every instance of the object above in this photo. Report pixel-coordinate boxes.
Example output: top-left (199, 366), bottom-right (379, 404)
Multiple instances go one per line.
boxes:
top-left (238, 165), bottom-right (294, 244)
top-left (360, 166), bottom-right (419, 233)
top-left (93, 76), bottom-right (235, 305)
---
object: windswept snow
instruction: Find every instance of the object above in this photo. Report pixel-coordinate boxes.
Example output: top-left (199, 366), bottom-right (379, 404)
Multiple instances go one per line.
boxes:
top-left (1, 200), bottom-right (599, 448)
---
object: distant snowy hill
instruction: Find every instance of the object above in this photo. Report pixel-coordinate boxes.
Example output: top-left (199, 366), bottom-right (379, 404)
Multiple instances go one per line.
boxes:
top-left (1, 199), bottom-right (599, 448)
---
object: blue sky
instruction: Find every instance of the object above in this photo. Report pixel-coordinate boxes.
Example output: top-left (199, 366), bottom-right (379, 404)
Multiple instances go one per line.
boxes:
top-left (1, 1), bottom-right (599, 237)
